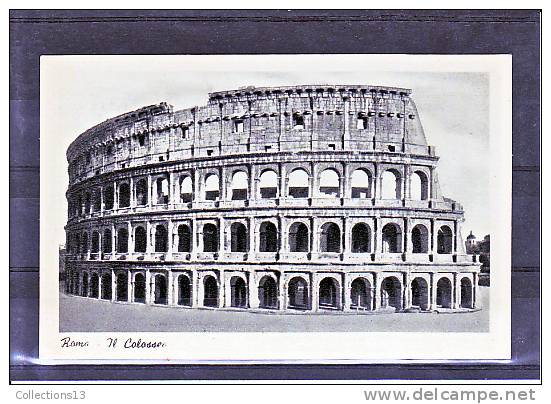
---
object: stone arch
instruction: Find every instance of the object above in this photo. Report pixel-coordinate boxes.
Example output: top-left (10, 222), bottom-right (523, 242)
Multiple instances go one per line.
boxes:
top-left (203, 223), bottom-right (219, 252)
top-left (230, 222), bottom-right (248, 252)
top-left (382, 223), bottom-right (402, 253)
top-left (230, 276), bottom-right (248, 308)
top-left (154, 273), bottom-right (168, 304)
top-left (204, 173), bottom-right (220, 201)
top-left (381, 276), bottom-right (402, 310)
top-left (101, 272), bottom-right (112, 300)
top-left (412, 224), bottom-right (429, 253)
top-left (116, 272), bottom-right (128, 302)
top-left (230, 170), bottom-right (249, 200)
top-left (259, 169), bottom-right (278, 198)
top-left (81, 272), bottom-right (89, 297)
top-left (177, 274), bottom-right (192, 306)
top-left (319, 222), bottom-right (341, 253)
top-left (319, 168), bottom-right (340, 198)
top-left (350, 277), bottom-right (372, 310)
top-left (90, 272), bottom-right (100, 298)
top-left (289, 222), bottom-right (309, 252)
top-left (135, 178), bottom-right (148, 206)
top-left (258, 275), bottom-right (278, 309)
top-left (133, 273), bottom-right (146, 303)
top-left (436, 277), bottom-right (453, 308)
top-left (118, 182), bottom-right (131, 208)
top-left (351, 168), bottom-right (372, 199)
top-left (91, 231), bottom-right (100, 253)
top-left (288, 168), bottom-right (309, 198)
top-left (460, 277), bottom-right (474, 308)
top-left (203, 275), bottom-right (219, 307)
top-left (352, 223), bottom-right (371, 253)
top-left (411, 277), bottom-right (429, 310)
top-left (259, 221), bottom-right (278, 252)
top-left (116, 227), bottom-right (128, 253)
top-left (154, 224), bottom-right (168, 252)
top-left (318, 277), bottom-right (339, 308)
top-left (102, 229), bottom-right (112, 253)
top-left (437, 225), bottom-right (453, 254)
top-left (134, 226), bottom-right (147, 253)
top-left (177, 224), bottom-right (192, 253)
top-left (411, 170), bottom-right (429, 200)
top-left (381, 169), bottom-right (401, 199)
top-left (179, 175), bottom-right (193, 203)
top-left (287, 276), bottom-right (309, 310)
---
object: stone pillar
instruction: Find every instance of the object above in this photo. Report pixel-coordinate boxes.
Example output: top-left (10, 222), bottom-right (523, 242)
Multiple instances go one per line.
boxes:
top-left (220, 166), bottom-right (227, 201)
top-left (248, 217), bottom-right (255, 256)
top-left (129, 176), bottom-right (135, 208)
top-left (191, 218), bottom-right (198, 256)
top-left (97, 273), bottom-right (102, 299)
top-left (373, 163), bottom-right (379, 200)
top-left (167, 220), bottom-right (173, 259)
top-left (279, 163), bottom-right (286, 199)
top-left (127, 271), bottom-right (133, 303)
top-left (100, 186), bottom-right (104, 213)
top-left (342, 162), bottom-right (351, 199)
top-left (310, 273), bottom-right (318, 312)
top-left (248, 164), bottom-right (256, 201)
top-left (278, 272), bottom-right (285, 310)
top-left (151, 224), bottom-right (157, 254)
top-left (473, 273), bottom-right (479, 308)
top-left (146, 221), bottom-right (152, 254)
top-left (169, 172), bottom-right (176, 206)
top-left (453, 272), bottom-right (460, 309)
top-left (310, 217), bottom-right (317, 254)
top-left (404, 165), bottom-right (411, 200)
top-left (429, 273), bottom-right (437, 310)
top-left (309, 162), bottom-right (316, 198)
top-left (145, 271), bottom-right (152, 305)
top-left (218, 270), bottom-right (225, 308)
top-left (342, 273), bottom-right (349, 311)
top-left (343, 96), bottom-right (350, 149)
top-left (405, 217), bottom-right (413, 253)
top-left (375, 217), bottom-right (382, 253)
top-left (192, 270), bottom-right (199, 307)
top-left (343, 217), bottom-right (350, 253)
top-left (430, 219), bottom-right (437, 255)
top-left (249, 271), bottom-right (259, 309)
top-left (278, 215), bottom-right (285, 252)
top-left (219, 217), bottom-right (226, 253)
top-left (111, 223), bottom-right (116, 257)
top-left (147, 175), bottom-right (153, 208)
top-left (403, 272), bottom-right (411, 309)
top-left (373, 272), bottom-right (380, 310)
top-left (113, 181), bottom-right (118, 211)
top-left (111, 269), bottom-right (116, 301)
top-left (128, 221), bottom-right (134, 255)
top-left (453, 221), bottom-right (458, 255)
top-left (167, 270), bottom-right (174, 306)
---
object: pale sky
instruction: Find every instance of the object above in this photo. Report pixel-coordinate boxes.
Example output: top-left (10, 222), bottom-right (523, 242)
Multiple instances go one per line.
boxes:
top-left (41, 55), bottom-right (491, 248)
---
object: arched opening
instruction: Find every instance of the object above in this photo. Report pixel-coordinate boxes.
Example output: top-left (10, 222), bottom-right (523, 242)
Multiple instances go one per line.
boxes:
top-left (154, 225), bottom-right (168, 253)
top-left (460, 278), bottom-right (473, 308)
top-left (230, 222), bottom-right (248, 252)
top-left (230, 276), bottom-right (248, 308)
top-left (436, 277), bottom-right (453, 308)
top-left (81, 232), bottom-right (88, 254)
top-left (203, 275), bottom-right (218, 307)
top-left (81, 273), bottom-right (89, 297)
top-left (92, 189), bottom-right (101, 212)
top-left (320, 222), bottom-right (341, 253)
top-left (381, 277), bottom-right (402, 310)
top-left (318, 277), bottom-right (339, 308)
top-left (102, 229), bottom-right (112, 253)
top-left (411, 171), bottom-right (429, 200)
top-left (350, 278), bottom-right (372, 310)
top-left (177, 224), bottom-right (192, 252)
top-left (133, 273), bottom-right (146, 303)
top-left (259, 222), bottom-right (278, 252)
top-left (259, 170), bottom-right (278, 198)
top-left (258, 276), bottom-right (278, 309)
top-left (351, 169), bottom-right (372, 198)
top-left (382, 223), bottom-right (402, 253)
top-left (411, 224), bottom-right (429, 253)
top-left (437, 226), bottom-right (453, 254)
top-left (155, 177), bottom-right (169, 204)
top-left (288, 169), bottom-right (309, 198)
top-left (231, 171), bottom-right (248, 200)
top-left (101, 272), bottom-right (112, 300)
top-left (351, 223), bottom-right (371, 253)
top-left (84, 192), bottom-right (91, 214)
top-left (204, 174), bottom-right (220, 201)
top-left (116, 272), bottom-right (128, 302)
top-left (179, 176), bottom-right (193, 203)
top-left (289, 222), bottom-right (309, 252)
top-left (91, 231), bottom-right (100, 253)
top-left (90, 273), bottom-right (99, 298)
top-left (118, 182), bottom-right (130, 208)
top-left (203, 223), bottom-right (219, 252)
top-left (154, 274), bottom-right (168, 304)
top-left (134, 226), bottom-right (147, 253)
top-left (104, 185), bottom-right (114, 210)
top-left (135, 178), bottom-right (148, 206)
top-left (117, 228), bottom-right (128, 253)
top-left (319, 169), bottom-right (340, 197)
top-left (381, 169), bottom-right (401, 199)
top-left (411, 278), bottom-right (429, 310)
top-left (288, 277), bottom-right (309, 310)
top-left (178, 274), bottom-right (192, 306)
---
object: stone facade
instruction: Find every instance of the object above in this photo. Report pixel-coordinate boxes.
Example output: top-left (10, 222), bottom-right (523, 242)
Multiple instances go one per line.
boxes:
top-left (64, 85), bottom-right (479, 313)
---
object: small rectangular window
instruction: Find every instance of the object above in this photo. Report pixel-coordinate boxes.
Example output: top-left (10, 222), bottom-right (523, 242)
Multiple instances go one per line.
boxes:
top-left (293, 114), bottom-right (304, 130)
top-left (388, 145), bottom-right (396, 152)
top-left (234, 120), bottom-right (244, 133)
top-left (207, 149), bottom-right (213, 156)
top-left (357, 117), bottom-right (368, 130)
top-left (328, 144), bottom-right (336, 150)
top-left (265, 145), bottom-right (272, 152)
top-left (138, 134), bottom-right (145, 146)
top-left (182, 127), bottom-right (189, 138)
top-left (159, 156), bottom-right (164, 162)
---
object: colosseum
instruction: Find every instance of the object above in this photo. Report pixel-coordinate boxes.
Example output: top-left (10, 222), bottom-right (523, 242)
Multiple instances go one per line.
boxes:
top-left (64, 84), bottom-right (480, 314)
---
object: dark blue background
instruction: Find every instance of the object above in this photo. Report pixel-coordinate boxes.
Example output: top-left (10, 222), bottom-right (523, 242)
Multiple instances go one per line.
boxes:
top-left (9, 9), bottom-right (541, 382)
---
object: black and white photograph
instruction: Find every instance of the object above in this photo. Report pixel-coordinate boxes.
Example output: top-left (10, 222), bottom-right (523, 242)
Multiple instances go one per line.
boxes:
top-left (39, 54), bottom-right (511, 362)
